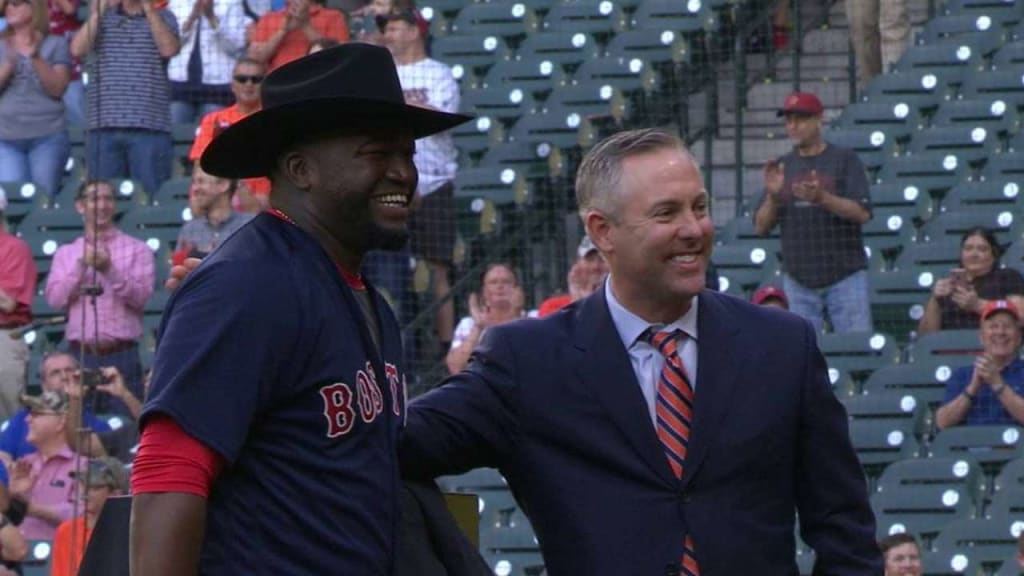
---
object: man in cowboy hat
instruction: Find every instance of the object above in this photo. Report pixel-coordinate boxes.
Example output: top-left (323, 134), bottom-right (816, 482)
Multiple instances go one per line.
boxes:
top-left (129, 43), bottom-right (470, 575)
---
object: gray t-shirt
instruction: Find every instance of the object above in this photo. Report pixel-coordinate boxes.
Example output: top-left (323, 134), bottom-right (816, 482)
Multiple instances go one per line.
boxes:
top-left (756, 143), bottom-right (872, 289)
top-left (0, 35), bottom-right (71, 140)
top-left (85, 7), bottom-right (179, 132)
top-left (176, 210), bottom-right (254, 256)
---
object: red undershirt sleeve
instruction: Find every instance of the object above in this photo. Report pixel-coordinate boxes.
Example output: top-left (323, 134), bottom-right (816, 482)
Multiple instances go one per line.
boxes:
top-left (131, 414), bottom-right (226, 498)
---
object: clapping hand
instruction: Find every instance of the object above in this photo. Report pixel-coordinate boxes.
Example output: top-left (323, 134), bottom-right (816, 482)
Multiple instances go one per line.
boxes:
top-left (792, 170), bottom-right (822, 204)
top-left (763, 161), bottom-right (784, 198)
top-left (8, 460), bottom-right (35, 498)
top-left (974, 354), bottom-right (1006, 389)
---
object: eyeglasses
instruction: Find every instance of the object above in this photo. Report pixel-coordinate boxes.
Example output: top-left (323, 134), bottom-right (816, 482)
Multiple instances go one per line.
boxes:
top-left (6, 0), bottom-right (30, 7)
top-left (233, 75), bottom-right (264, 84)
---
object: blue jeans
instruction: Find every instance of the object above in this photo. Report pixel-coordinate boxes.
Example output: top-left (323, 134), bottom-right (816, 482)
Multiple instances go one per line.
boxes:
top-left (170, 101), bottom-right (224, 125)
top-left (63, 79), bottom-right (85, 126)
top-left (783, 269), bottom-right (874, 334)
top-left (86, 128), bottom-right (172, 197)
top-left (0, 130), bottom-right (69, 200)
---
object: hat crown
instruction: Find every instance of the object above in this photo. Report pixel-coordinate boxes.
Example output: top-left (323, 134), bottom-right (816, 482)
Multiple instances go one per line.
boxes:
top-left (262, 43), bottom-right (405, 112)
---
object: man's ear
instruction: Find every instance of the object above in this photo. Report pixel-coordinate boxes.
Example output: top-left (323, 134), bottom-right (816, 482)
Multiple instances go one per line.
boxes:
top-left (584, 210), bottom-right (613, 255)
top-left (278, 147), bottom-right (315, 192)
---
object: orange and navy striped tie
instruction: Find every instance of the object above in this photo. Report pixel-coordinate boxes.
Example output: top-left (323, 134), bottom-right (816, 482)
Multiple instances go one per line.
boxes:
top-left (648, 329), bottom-right (700, 576)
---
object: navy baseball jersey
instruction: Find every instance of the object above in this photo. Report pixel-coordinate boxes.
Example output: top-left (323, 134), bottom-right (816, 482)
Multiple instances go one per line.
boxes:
top-left (144, 213), bottom-right (408, 575)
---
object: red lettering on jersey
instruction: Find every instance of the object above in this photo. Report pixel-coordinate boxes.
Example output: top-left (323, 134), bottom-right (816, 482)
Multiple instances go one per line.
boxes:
top-left (385, 363), bottom-right (402, 417)
top-left (364, 362), bottom-right (384, 415)
top-left (320, 383), bottom-right (355, 438)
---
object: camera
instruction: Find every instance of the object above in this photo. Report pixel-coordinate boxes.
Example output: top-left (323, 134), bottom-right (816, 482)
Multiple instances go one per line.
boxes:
top-left (80, 369), bottom-right (109, 389)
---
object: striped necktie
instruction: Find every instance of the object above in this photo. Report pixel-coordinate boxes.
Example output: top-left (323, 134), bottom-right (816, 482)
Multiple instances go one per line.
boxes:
top-left (648, 329), bottom-right (700, 576)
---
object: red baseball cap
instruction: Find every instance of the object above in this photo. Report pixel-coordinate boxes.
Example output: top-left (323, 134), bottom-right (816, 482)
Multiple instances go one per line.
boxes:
top-left (778, 92), bottom-right (824, 117)
top-left (981, 299), bottom-right (1021, 323)
top-left (752, 285), bottom-right (788, 308)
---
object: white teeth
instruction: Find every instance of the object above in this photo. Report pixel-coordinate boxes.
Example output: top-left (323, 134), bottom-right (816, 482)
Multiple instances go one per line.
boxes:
top-left (672, 255), bottom-right (697, 263)
top-left (376, 194), bottom-right (408, 207)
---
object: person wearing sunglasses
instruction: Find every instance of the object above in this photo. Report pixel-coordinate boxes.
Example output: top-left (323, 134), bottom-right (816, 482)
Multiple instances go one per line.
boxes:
top-left (166, 0), bottom-right (249, 125)
top-left (188, 57), bottom-right (271, 212)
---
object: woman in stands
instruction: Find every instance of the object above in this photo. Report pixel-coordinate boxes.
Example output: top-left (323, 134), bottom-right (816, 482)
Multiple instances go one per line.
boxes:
top-left (879, 533), bottom-right (922, 576)
top-left (446, 262), bottom-right (532, 374)
top-left (0, 0), bottom-right (70, 200)
top-left (918, 227), bottom-right (1024, 334)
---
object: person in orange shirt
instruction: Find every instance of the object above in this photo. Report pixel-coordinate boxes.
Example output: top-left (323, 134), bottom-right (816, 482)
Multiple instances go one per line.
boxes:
top-left (248, 0), bottom-right (348, 71)
top-left (50, 457), bottom-right (127, 576)
top-left (190, 57), bottom-right (270, 212)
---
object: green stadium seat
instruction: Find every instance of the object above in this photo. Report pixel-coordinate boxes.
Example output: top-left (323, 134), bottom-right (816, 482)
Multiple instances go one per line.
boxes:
top-left (835, 100), bottom-right (922, 137)
top-left (482, 58), bottom-right (568, 97)
top-left (939, 181), bottom-right (1021, 226)
top-left (877, 455), bottom-right (984, 508)
top-left (871, 484), bottom-right (975, 541)
top-left (931, 426), bottom-right (1024, 468)
top-left (819, 331), bottom-right (899, 378)
top-left (543, 0), bottom-right (627, 36)
top-left (828, 366), bottom-right (858, 397)
top-left (455, 166), bottom-right (530, 207)
top-left (544, 82), bottom-right (630, 124)
top-left (863, 71), bottom-right (951, 113)
top-left (944, 0), bottom-right (1024, 27)
top-left (631, 0), bottom-right (715, 34)
top-left (921, 14), bottom-right (1010, 48)
top-left (933, 515), bottom-right (1023, 571)
top-left (480, 141), bottom-right (560, 182)
top-left (893, 43), bottom-right (983, 89)
top-left (461, 85), bottom-right (537, 124)
top-left (875, 153), bottom-right (965, 199)
top-left (919, 206), bottom-right (1016, 245)
top-left (932, 98), bottom-right (1019, 137)
top-left (21, 540), bottom-right (53, 576)
top-left (516, 30), bottom-right (600, 70)
top-left (574, 56), bottom-right (659, 95)
top-left (920, 550), bottom-right (982, 576)
top-left (988, 483), bottom-right (1024, 518)
top-left (508, 105), bottom-right (595, 150)
top-left (709, 244), bottom-right (778, 295)
top-left (605, 28), bottom-right (692, 66)
top-left (867, 268), bottom-right (932, 336)
top-left (961, 66), bottom-right (1024, 110)
top-left (452, 116), bottom-right (505, 159)
top-left (0, 181), bottom-right (47, 230)
top-left (483, 551), bottom-right (544, 576)
top-left (152, 176), bottom-right (192, 207)
top-left (993, 559), bottom-right (1021, 576)
top-left (118, 204), bottom-right (188, 254)
top-left (488, 508), bottom-right (538, 552)
top-left (894, 238), bottom-right (961, 273)
top-left (870, 181), bottom-right (932, 223)
top-left (992, 457), bottom-right (1024, 500)
top-left (862, 362), bottom-right (955, 408)
top-left (432, 35), bottom-right (510, 82)
top-left (844, 391), bottom-right (927, 438)
top-left (825, 127), bottom-right (899, 171)
top-left (848, 418), bottom-right (920, 470)
top-left (912, 329), bottom-right (982, 366)
top-left (908, 124), bottom-right (998, 165)
top-left (993, 39), bottom-right (1024, 67)
top-left (449, 3), bottom-right (539, 39)
top-left (16, 205), bottom-right (83, 271)
top-left (983, 152), bottom-right (1024, 182)
top-left (861, 207), bottom-right (915, 270)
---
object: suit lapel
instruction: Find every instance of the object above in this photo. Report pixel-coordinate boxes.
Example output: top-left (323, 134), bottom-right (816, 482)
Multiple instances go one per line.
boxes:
top-left (573, 289), bottom-right (678, 487)
top-left (682, 291), bottom-right (742, 489)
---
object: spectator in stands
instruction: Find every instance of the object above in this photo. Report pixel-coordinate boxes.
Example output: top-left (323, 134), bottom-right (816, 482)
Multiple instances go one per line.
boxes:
top-left (44, 0), bottom-right (82, 125)
top-left (189, 57), bottom-right (271, 212)
top-left (0, 0), bottom-right (71, 200)
top-left (349, 0), bottom-right (409, 45)
top-left (65, 365), bottom-right (141, 461)
top-left (538, 235), bottom-right (609, 317)
top-left (174, 166), bottom-right (252, 260)
top-left (751, 284), bottom-right (789, 310)
top-left (936, 300), bottom-right (1024, 429)
top-left (50, 456), bottom-right (127, 576)
top-left (248, 0), bottom-right (348, 71)
top-left (918, 227), bottom-right (1024, 334)
top-left (9, 390), bottom-right (76, 540)
top-left (381, 8), bottom-right (459, 352)
top-left (44, 180), bottom-right (155, 416)
top-left (753, 91), bottom-right (873, 334)
top-left (0, 352), bottom-right (111, 466)
top-left (845, 0), bottom-right (909, 89)
top-left (70, 0), bottom-right (179, 198)
top-left (446, 263), bottom-right (528, 374)
top-left (167, 0), bottom-right (249, 125)
top-left (0, 191), bottom-right (36, 421)
top-left (879, 533), bottom-right (921, 576)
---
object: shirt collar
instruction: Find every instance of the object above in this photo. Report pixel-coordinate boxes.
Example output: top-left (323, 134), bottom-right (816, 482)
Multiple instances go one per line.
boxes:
top-left (604, 277), bottom-right (699, 350)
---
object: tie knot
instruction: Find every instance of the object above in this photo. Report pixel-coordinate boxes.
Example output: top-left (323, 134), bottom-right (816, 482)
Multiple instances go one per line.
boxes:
top-left (647, 329), bottom-right (682, 356)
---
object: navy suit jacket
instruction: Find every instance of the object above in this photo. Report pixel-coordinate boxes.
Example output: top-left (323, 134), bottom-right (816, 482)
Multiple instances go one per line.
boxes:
top-left (402, 288), bottom-right (882, 576)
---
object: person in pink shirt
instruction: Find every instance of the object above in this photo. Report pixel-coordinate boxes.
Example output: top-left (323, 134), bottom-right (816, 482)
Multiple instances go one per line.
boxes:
top-left (8, 390), bottom-right (77, 541)
top-left (44, 180), bottom-right (154, 417)
top-left (0, 189), bottom-right (37, 421)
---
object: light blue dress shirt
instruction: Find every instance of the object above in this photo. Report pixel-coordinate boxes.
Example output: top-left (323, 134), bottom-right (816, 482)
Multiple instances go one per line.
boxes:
top-left (604, 279), bottom-right (699, 428)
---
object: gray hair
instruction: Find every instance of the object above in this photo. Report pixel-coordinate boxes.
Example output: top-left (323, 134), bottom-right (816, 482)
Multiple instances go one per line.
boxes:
top-left (575, 128), bottom-right (698, 222)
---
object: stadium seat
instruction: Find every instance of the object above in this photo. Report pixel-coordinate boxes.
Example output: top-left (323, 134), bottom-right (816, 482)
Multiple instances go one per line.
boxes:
top-left (993, 39), bottom-right (1024, 67)
top-left (516, 30), bottom-right (600, 70)
top-left (631, 0), bottom-right (715, 34)
top-left (918, 206), bottom-right (1016, 245)
top-left (605, 28), bottom-right (692, 66)
top-left (118, 204), bottom-right (188, 254)
top-left (449, 3), bottom-right (539, 39)
top-left (993, 559), bottom-right (1022, 576)
top-left (876, 455), bottom-right (984, 508)
top-left (961, 66), bottom-right (1024, 110)
top-left (894, 238), bottom-right (961, 273)
top-left (483, 551), bottom-right (545, 576)
top-left (508, 105), bottom-right (595, 151)
top-left (481, 141), bottom-right (560, 182)
top-left (861, 207), bottom-right (915, 270)
top-left (709, 244), bottom-right (778, 295)
top-left (451, 116), bottom-right (505, 159)
top-left (931, 98), bottom-right (1019, 138)
top-left (543, 0), bottom-right (627, 36)
top-left (432, 34), bottom-right (511, 82)
top-left (439, 467), bottom-right (507, 493)
top-left (573, 56), bottom-right (659, 95)
top-left (16, 205), bottom-right (84, 276)
top-left (875, 153), bottom-right (965, 199)
top-left (0, 181), bottom-right (47, 230)
top-left (943, 0), bottom-right (1024, 27)
top-left (921, 14), bottom-right (1010, 50)
top-left (894, 42), bottom-right (985, 81)
top-left (544, 82), bottom-right (630, 124)
top-left (871, 484), bottom-right (975, 541)
top-left (455, 166), bottom-right (530, 208)
top-left (870, 181), bottom-right (931, 223)
top-left (980, 151), bottom-right (1024, 181)
top-left (863, 71), bottom-right (951, 113)
top-left (21, 540), bottom-right (53, 576)
top-left (461, 86), bottom-right (537, 124)
top-left (911, 329), bottom-right (982, 367)
top-left (482, 58), bottom-right (568, 97)
top-left (848, 418), bottom-right (920, 470)
top-left (931, 425), bottom-right (1024, 468)
top-left (907, 124), bottom-right (998, 165)
top-left (920, 549), bottom-right (982, 576)
top-left (862, 362), bottom-right (956, 408)
top-left (867, 268), bottom-right (933, 336)
top-left (989, 482), bottom-right (1024, 518)
top-left (828, 366), bottom-right (858, 397)
top-left (817, 331), bottom-right (899, 376)
top-left (835, 101), bottom-right (922, 137)
top-left (825, 127), bottom-right (899, 171)
top-left (939, 180), bottom-right (1022, 219)
top-left (992, 457), bottom-right (1024, 501)
top-left (487, 508), bottom-right (539, 552)
top-left (843, 391), bottom-right (926, 438)
top-left (932, 514), bottom-right (1023, 570)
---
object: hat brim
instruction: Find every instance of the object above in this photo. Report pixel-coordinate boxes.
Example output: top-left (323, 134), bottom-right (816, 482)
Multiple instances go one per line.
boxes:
top-left (201, 98), bottom-right (473, 179)
top-left (776, 108), bottom-right (821, 117)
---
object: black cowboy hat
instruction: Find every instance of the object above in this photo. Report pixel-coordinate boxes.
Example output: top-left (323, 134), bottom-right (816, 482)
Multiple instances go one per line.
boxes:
top-left (201, 43), bottom-right (472, 179)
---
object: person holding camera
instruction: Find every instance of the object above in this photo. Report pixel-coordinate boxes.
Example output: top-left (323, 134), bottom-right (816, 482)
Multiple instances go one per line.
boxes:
top-left (918, 227), bottom-right (1024, 334)
top-left (65, 365), bottom-right (142, 462)
top-left (936, 300), bottom-right (1024, 429)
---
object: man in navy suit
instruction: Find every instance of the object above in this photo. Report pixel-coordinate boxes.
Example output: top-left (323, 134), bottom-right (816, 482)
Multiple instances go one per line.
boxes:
top-left (402, 128), bottom-right (882, 575)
